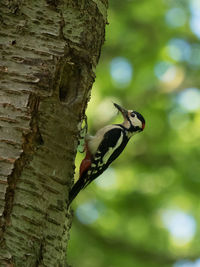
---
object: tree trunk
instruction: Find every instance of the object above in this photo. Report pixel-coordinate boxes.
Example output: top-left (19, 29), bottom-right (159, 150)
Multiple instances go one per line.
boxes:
top-left (0, 0), bottom-right (108, 266)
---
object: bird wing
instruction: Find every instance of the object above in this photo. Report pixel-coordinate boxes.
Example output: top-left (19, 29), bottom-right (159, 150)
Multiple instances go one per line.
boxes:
top-left (83, 127), bottom-right (125, 186)
top-left (69, 127), bottom-right (128, 205)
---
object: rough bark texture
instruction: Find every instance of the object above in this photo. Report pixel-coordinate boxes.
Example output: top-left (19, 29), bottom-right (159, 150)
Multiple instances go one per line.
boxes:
top-left (0, 0), bottom-right (108, 266)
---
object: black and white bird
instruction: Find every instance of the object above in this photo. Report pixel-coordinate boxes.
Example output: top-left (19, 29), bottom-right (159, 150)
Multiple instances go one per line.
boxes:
top-left (68, 103), bottom-right (145, 205)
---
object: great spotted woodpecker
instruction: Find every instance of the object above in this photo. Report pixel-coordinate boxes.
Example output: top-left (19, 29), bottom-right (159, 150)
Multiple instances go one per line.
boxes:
top-left (68, 103), bottom-right (145, 205)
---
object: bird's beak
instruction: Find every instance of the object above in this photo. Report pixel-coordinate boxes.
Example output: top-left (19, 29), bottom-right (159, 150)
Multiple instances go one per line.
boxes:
top-left (113, 103), bottom-right (128, 119)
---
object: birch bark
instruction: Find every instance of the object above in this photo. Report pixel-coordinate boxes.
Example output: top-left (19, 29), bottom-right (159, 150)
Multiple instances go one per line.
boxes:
top-left (0, 0), bottom-right (108, 266)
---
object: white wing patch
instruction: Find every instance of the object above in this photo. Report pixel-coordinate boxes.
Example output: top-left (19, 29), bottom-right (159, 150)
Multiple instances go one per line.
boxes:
top-left (101, 131), bottom-right (123, 164)
top-left (88, 125), bottom-right (122, 155)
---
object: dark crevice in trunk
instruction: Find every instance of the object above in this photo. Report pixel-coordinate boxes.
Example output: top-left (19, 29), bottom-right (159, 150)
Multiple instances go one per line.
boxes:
top-left (1, 93), bottom-right (41, 236)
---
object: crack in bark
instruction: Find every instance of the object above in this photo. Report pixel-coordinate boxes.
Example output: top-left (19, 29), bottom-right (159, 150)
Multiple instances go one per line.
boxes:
top-left (1, 93), bottom-right (42, 240)
top-left (36, 242), bottom-right (44, 267)
top-left (59, 10), bottom-right (67, 41)
top-left (46, 0), bottom-right (59, 8)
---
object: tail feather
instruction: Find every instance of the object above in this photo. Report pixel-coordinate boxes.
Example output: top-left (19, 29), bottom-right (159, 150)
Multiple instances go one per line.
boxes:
top-left (68, 178), bottom-right (86, 206)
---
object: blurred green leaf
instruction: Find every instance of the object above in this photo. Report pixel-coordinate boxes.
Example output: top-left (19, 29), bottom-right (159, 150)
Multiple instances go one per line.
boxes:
top-left (68, 0), bottom-right (200, 266)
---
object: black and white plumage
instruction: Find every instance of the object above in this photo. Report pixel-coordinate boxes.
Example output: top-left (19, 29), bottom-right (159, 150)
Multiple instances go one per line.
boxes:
top-left (68, 103), bottom-right (145, 205)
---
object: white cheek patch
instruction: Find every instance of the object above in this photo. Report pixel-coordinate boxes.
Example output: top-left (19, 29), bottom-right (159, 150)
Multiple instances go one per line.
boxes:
top-left (131, 116), bottom-right (142, 128)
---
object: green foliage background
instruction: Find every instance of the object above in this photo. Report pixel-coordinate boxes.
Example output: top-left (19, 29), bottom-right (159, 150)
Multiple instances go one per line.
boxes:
top-left (68, 0), bottom-right (200, 266)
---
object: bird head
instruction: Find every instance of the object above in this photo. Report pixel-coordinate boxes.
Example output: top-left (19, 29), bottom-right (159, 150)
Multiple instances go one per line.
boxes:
top-left (114, 103), bottom-right (145, 132)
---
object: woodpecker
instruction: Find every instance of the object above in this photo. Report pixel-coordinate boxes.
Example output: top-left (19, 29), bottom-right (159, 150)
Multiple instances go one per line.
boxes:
top-left (68, 103), bottom-right (145, 205)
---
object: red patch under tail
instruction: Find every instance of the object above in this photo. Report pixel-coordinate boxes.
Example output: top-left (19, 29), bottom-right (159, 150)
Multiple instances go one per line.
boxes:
top-left (79, 141), bottom-right (92, 178)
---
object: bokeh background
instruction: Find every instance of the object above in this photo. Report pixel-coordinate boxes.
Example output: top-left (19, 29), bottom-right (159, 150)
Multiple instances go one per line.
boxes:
top-left (68, 0), bottom-right (200, 266)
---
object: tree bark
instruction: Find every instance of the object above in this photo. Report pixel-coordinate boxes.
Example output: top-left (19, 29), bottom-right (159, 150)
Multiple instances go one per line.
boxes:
top-left (0, 0), bottom-right (108, 266)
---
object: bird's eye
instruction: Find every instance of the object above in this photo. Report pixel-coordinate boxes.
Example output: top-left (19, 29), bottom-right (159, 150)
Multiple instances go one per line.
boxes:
top-left (131, 113), bottom-right (135, 117)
